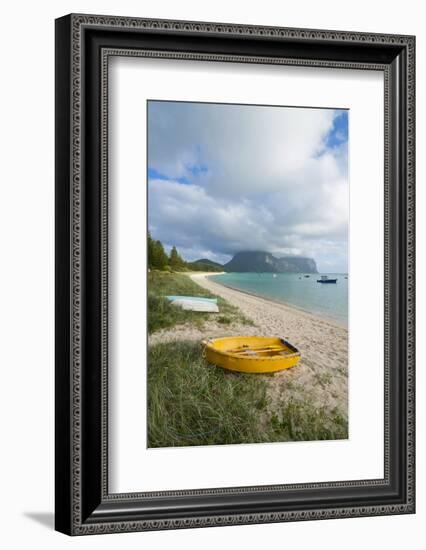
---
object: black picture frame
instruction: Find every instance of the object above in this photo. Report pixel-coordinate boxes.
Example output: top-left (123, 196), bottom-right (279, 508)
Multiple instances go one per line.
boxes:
top-left (55, 13), bottom-right (415, 535)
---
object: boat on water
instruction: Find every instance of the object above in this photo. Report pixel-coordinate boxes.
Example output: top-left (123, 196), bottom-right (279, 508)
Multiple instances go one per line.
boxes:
top-left (202, 336), bottom-right (301, 373)
top-left (317, 275), bottom-right (338, 284)
top-left (304, 274), bottom-right (310, 278)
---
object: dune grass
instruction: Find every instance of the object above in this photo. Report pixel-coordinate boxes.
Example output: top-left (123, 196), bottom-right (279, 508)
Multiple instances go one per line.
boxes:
top-left (268, 401), bottom-right (348, 442)
top-left (147, 341), bottom-right (348, 448)
top-left (148, 271), bottom-right (252, 334)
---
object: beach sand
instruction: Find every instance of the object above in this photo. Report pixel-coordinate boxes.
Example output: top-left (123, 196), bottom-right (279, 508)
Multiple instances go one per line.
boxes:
top-left (150, 272), bottom-right (348, 420)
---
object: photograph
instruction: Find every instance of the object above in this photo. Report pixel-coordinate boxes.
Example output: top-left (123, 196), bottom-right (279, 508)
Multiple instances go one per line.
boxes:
top-left (52, 10), bottom-right (415, 537)
top-left (147, 100), bottom-right (349, 448)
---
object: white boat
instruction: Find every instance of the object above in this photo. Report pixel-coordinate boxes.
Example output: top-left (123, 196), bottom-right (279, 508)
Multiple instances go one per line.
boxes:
top-left (166, 295), bottom-right (219, 312)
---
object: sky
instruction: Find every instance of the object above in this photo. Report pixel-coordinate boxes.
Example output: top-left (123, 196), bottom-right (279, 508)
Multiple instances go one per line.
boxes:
top-left (147, 100), bottom-right (349, 273)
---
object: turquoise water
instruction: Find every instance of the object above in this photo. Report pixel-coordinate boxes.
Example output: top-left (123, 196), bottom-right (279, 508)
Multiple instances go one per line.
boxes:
top-left (210, 272), bottom-right (348, 326)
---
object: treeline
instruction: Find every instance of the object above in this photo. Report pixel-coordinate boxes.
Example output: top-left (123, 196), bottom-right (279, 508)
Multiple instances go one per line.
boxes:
top-left (147, 232), bottom-right (222, 272)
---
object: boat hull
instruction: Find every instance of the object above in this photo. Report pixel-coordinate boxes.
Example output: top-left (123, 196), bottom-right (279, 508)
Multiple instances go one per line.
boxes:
top-left (166, 295), bottom-right (219, 312)
top-left (317, 279), bottom-right (337, 284)
top-left (203, 336), bottom-right (301, 374)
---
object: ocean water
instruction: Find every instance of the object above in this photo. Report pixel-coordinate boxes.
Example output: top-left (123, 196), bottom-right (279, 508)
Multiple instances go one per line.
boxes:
top-left (210, 272), bottom-right (348, 326)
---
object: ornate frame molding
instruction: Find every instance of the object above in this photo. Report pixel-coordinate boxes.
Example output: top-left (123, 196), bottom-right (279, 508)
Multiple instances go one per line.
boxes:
top-left (55, 14), bottom-right (415, 535)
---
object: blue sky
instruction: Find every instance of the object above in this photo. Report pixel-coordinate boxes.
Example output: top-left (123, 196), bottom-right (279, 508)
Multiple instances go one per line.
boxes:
top-left (326, 111), bottom-right (348, 149)
top-left (147, 101), bottom-right (349, 272)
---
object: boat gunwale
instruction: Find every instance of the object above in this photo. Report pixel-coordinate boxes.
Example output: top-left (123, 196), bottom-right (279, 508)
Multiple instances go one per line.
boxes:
top-left (203, 337), bottom-right (301, 362)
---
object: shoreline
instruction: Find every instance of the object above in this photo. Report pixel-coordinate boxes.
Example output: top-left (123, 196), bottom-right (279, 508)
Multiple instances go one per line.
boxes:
top-left (192, 272), bottom-right (347, 331)
top-left (187, 271), bottom-right (348, 416)
top-left (150, 270), bottom-right (348, 418)
top-left (149, 270), bottom-right (348, 445)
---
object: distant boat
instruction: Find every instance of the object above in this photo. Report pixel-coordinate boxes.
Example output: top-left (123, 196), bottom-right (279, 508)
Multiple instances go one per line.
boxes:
top-left (272, 274), bottom-right (277, 278)
top-left (304, 274), bottom-right (310, 278)
top-left (317, 275), bottom-right (337, 284)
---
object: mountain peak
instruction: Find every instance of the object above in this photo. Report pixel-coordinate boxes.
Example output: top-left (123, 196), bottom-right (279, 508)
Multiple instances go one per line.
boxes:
top-left (224, 250), bottom-right (317, 273)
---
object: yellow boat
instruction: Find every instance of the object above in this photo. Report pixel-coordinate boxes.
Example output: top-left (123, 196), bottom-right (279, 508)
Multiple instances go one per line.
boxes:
top-left (202, 336), bottom-right (301, 374)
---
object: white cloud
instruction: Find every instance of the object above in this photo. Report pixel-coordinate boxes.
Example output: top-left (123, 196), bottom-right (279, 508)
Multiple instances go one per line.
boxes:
top-left (148, 102), bottom-right (349, 272)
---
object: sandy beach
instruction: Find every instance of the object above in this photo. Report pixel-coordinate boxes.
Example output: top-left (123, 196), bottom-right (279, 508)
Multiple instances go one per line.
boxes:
top-left (149, 272), bottom-right (348, 420)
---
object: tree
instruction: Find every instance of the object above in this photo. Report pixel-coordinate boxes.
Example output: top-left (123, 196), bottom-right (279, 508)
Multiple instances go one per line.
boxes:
top-left (154, 240), bottom-right (169, 270)
top-left (148, 234), bottom-right (169, 270)
top-left (147, 232), bottom-right (155, 269)
top-left (169, 246), bottom-right (185, 270)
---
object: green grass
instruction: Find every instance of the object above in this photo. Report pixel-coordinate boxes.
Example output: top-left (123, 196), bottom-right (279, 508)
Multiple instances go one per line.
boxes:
top-left (148, 271), bottom-right (252, 334)
top-left (268, 402), bottom-right (348, 442)
top-left (147, 341), bottom-right (348, 448)
top-left (148, 341), bottom-right (268, 447)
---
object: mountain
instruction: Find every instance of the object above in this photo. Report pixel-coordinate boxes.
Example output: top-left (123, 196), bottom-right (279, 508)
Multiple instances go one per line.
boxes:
top-left (188, 258), bottom-right (224, 272)
top-left (193, 258), bottom-right (224, 269)
top-left (223, 251), bottom-right (318, 273)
